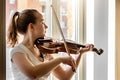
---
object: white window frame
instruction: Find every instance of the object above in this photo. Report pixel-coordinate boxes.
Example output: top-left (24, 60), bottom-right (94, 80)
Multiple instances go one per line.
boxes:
top-left (108, 0), bottom-right (115, 80)
top-left (50, 0), bottom-right (84, 80)
top-left (85, 0), bottom-right (94, 80)
top-left (85, 0), bottom-right (115, 80)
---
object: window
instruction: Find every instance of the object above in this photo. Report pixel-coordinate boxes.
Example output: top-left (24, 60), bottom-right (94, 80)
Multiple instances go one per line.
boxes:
top-left (5, 0), bottom-right (116, 80)
top-left (6, 0), bottom-right (84, 80)
top-left (85, 0), bottom-right (115, 80)
top-left (9, 0), bottom-right (15, 4)
top-left (51, 0), bottom-right (84, 80)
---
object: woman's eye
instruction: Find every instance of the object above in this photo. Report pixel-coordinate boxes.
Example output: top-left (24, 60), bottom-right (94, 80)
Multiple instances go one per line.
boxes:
top-left (41, 22), bottom-right (45, 25)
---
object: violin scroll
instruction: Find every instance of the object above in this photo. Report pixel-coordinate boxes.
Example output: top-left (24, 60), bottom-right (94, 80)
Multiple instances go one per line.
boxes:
top-left (92, 48), bottom-right (104, 55)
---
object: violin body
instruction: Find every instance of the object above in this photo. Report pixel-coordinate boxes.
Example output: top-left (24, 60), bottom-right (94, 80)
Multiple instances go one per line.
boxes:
top-left (34, 37), bottom-right (104, 55)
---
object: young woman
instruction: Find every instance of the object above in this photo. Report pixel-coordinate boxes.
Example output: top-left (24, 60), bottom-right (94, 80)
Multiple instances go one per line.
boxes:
top-left (7, 9), bottom-right (94, 80)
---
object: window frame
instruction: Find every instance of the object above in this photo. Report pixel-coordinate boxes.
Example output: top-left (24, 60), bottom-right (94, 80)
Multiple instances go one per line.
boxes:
top-left (5, 0), bottom-right (85, 80)
top-left (51, 0), bottom-right (85, 80)
top-left (0, 0), bottom-right (6, 79)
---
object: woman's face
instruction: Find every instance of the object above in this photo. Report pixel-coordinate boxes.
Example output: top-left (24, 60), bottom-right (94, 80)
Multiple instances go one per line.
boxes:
top-left (33, 12), bottom-right (48, 39)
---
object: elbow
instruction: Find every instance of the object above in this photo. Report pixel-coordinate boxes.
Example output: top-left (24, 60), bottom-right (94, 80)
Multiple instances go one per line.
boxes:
top-left (59, 77), bottom-right (71, 80)
top-left (26, 73), bottom-right (44, 80)
top-left (29, 76), bottom-right (37, 80)
top-left (24, 70), bottom-right (41, 79)
top-left (25, 73), bottom-right (38, 79)
top-left (26, 70), bottom-right (48, 79)
top-left (58, 75), bottom-right (71, 80)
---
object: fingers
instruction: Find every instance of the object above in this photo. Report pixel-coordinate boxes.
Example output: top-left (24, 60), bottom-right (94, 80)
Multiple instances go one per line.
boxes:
top-left (61, 56), bottom-right (76, 68)
top-left (69, 56), bottom-right (76, 68)
top-left (67, 56), bottom-right (76, 72)
top-left (86, 44), bottom-right (94, 48)
top-left (79, 44), bottom-right (94, 53)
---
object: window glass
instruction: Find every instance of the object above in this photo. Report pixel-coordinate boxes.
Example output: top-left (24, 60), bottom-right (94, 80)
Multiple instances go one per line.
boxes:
top-left (6, 0), bottom-right (83, 80)
top-left (51, 0), bottom-right (83, 80)
top-left (9, 0), bottom-right (15, 4)
top-left (60, 0), bottom-right (74, 39)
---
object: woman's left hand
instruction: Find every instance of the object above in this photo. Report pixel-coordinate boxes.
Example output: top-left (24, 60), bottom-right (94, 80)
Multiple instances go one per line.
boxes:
top-left (79, 44), bottom-right (94, 54)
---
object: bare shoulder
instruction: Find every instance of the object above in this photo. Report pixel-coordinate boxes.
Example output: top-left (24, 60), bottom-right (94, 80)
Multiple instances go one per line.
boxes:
top-left (12, 52), bottom-right (28, 63)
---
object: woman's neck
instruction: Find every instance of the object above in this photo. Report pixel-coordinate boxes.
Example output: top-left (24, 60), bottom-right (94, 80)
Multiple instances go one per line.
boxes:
top-left (22, 35), bottom-right (34, 49)
top-left (22, 37), bottom-right (40, 56)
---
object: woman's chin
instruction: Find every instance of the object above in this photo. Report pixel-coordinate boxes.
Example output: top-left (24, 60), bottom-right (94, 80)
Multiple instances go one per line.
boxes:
top-left (39, 35), bottom-right (45, 38)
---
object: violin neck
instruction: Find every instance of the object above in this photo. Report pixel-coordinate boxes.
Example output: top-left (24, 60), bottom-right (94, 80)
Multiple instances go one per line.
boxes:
top-left (66, 41), bottom-right (86, 48)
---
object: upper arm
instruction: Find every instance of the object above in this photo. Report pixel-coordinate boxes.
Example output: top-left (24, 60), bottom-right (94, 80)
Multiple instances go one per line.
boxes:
top-left (12, 52), bottom-right (35, 78)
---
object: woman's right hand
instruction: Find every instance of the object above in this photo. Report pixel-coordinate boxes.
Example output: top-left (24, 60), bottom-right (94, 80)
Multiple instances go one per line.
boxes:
top-left (60, 56), bottom-right (76, 68)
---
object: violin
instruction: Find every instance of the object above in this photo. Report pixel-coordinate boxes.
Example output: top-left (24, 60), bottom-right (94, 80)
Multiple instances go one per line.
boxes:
top-left (35, 1), bottom-right (103, 72)
top-left (34, 37), bottom-right (104, 55)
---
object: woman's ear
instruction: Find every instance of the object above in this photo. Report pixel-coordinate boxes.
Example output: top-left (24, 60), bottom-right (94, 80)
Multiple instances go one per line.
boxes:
top-left (28, 23), bottom-right (34, 31)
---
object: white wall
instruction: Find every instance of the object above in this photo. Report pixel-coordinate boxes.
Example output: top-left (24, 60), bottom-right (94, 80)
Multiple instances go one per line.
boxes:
top-left (94, 0), bottom-right (108, 80)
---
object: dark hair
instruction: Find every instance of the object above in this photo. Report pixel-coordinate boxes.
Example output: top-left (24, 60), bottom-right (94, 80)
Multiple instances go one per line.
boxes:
top-left (7, 9), bottom-right (40, 47)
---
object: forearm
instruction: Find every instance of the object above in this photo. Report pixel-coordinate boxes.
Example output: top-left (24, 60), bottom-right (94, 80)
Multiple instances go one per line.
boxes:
top-left (53, 53), bottom-right (83, 80)
top-left (53, 44), bottom-right (94, 79)
top-left (75, 53), bottom-right (83, 67)
top-left (63, 53), bottom-right (83, 78)
top-left (33, 58), bottom-right (62, 78)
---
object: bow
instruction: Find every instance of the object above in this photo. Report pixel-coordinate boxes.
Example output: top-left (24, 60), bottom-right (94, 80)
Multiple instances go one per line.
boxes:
top-left (49, 0), bottom-right (76, 72)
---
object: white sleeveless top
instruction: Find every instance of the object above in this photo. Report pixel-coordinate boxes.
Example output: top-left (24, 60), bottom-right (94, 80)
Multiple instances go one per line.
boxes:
top-left (10, 43), bottom-right (50, 80)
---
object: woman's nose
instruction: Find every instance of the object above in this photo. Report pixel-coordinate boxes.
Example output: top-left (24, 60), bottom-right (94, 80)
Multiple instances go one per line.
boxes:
top-left (44, 24), bottom-right (48, 29)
